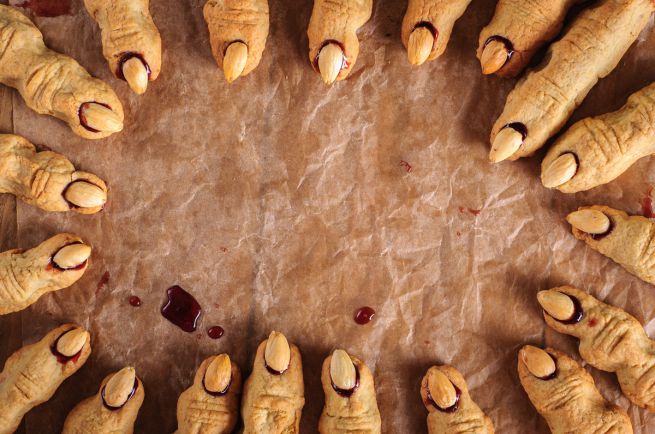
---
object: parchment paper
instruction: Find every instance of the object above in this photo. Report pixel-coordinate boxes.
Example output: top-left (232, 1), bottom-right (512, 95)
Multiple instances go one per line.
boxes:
top-left (4, 0), bottom-right (655, 432)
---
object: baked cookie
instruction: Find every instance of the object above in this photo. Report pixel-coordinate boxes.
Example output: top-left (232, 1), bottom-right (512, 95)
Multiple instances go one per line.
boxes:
top-left (0, 5), bottom-right (123, 139)
top-left (307, 0), bottom-right (372, 84)
top-left (401, 0), bottom-right (473, 66)
top-left (0, 234), bottom-right (91, 315)
top-left (241, 331), bottom-right (305, 433)
top-left (518, 345), bottom-right (632, 434)
top-left (567, 205), bottom-right (655, 285)
top-left (203, 0), bottom-right (269, 83)
top-left (175, 354), bottom-right (242, 434)
top-left (319, 349), bottom-right (381, 433)
top-left (0, 134), bottom-right (107, 213)
top-left (489, 0), bottom-right (654, 162)
top-left (420, 365), bottom-right (494, 434)
top-left (539, 285), bottom-right (655, 411)
top-left (0, 324), bottom-right (91, 434)
top-left (84, 0), bottom-right (162, 95)
top-left (542, 81), bottom-right (655, 192)
top-left (62, 367), bottom-right (145, 434)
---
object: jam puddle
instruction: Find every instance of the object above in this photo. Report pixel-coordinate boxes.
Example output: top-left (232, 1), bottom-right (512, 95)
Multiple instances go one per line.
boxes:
top-left (161, 285), bottom-right (202, 332)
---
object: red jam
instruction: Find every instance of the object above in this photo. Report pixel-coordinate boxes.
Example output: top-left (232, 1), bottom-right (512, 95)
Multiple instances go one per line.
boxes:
top-left (129, 296), bottom-right (141, 307)
top-left (354, 307), bottom-right (375, 325)
top-left (14, 0), bottom-right (71, 17)
top-left (207, 326), bottom-right (224, 339)
top-left (161, 286), bottom-right (202, 332)
top-left (331, 366), bottom-right (360, 397)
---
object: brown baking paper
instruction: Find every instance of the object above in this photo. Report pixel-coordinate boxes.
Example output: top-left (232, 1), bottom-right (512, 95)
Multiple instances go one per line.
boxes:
top-left (3, 0), bottom-right (655, 432)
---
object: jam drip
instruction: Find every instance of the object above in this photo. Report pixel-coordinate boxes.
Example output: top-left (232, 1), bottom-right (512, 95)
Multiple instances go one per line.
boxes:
top-left (265, 362), bottom-right (288, 376)
top-left (50, 329), bottom-right (83, 364)
top-left (331, 366), bottom-right (361, 398)
top-left (116, 52), bottom-right (151, 81)
top-left (129, 296), bottom-right (142, 307)
top-left (78, 101), bottom-right (112, 133)
top-left (427, 384), bottom-right (461, 413)
top-left (207, 326), bottom-right (224, 339)
top-left (161, 286), bottom-right (202, 332)
top-left (203, 377), bottom-right (231, 397)
top-left (354, 306), bottom-right (376, 325)
top-left (102, 378), bottom-right (138, 411)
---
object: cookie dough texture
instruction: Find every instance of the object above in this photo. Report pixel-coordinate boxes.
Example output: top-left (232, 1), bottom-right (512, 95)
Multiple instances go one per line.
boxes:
top-left (307, 0), bottom-right (372, 81)
top-left (0, 324), bottom-right (92, 434)
top-left (490, 0), bottom-right (654, 160)
top-left (518, 347), bottom-right (632, 434)
top-left (241, 338), bottom-right (305, 434)
top-left (420, 365), bottom-right (494, 434)
top-left (83, 0), bottom-right (162, 81)
top-left (175, 356), bottom-right (242, 434)
top-left (477, 0), bottom-right (580, 77)
top-left (0, 5), bottom-right (124, 139)
top-left (319, 352), bottom-right (381, 433)
top-left (0, 233), bottom-right (89, 315)
top-left (542, 81), bottom-right (655, 193)
top-left (62, 369), bottom-right (145, 434)
top-left (401, 0), bottom-right (473, 62)
top-left (0, 134), bottom-right (107, 213)
top-left (570, 205), bottom-right (655, 286)
top-left (203, 0), bottom-right (270, 79)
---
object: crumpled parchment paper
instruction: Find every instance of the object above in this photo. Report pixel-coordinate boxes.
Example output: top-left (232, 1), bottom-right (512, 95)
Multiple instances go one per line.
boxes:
top-left (3, 0), bottom-right (655, 432)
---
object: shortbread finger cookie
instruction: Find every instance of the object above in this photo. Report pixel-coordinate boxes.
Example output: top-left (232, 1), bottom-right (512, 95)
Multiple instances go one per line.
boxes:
top-left (489, 0), bottom-right (654, 163)
top-left (518, 346), bottom-right (632, 434)
top-left (203, 0), bottom-right (269, 83)
top-left (0, 324), bottom-right (91, 434)
top-left (83, 0), bottom-right (162, 95)
top-left (401, 0), bottom-right (473, 66)
top-left (0, 234), bottom-right (91, 315)
top-left (62, 367), bottom-right (145, 434)
top-left (176, 354), bottom-right (242, 434)
top-left (307, 0), bottom-right (373, 85)
top-left (567, 205), bottom-right (655, 285)
top-left (0, 134), bottom-right (107, 213)
top-left (319, 349), bottom-right (381, 433)
top-left (0, 5), bottom-right (124, 139)
top-left (242, 331), bottom-right (305, 434)
top-left (420, 365), bottom-right (494, 434)
top-left (538, 286), bottom-right (655, 411)
top-left (542, 81), bottom-right (655, 192)
top-left (477, 0), bottom-right (580, 77)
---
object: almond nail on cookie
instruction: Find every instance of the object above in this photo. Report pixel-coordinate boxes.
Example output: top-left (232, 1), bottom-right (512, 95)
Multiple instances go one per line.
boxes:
top-left (420, 365), bottom-right (494, 434)
top-left (539, 285), bottom-right (655, 411)
top-left (518, 346), bottom-right (633, 434)
top-left (567, 205), bottom-right (655, 285)
top-left (307, 0), bottom-right (372, 85)
top-left (62, 367), bottom-right (144, 434)
top-left (0, 234), bottom-right (91, 315)
top-left (542, 81), bottom-right (655, 192)
top-left (477, 0), bottom-right (580, 77)
top-left (175, 354), bottom-right (242, 434)
top-left (203, 0), bottom-right (269, 83)
top-left (319, 349), bottom-right (381, 433)
top-left (0, 5), bottom-right (124, 139)
top-left (0, 134), bottom-right (107, 213)
top-left (83, 0), bottom-right (162, 95)
top-left (489, 0), bottom-right (654, 163)
top-left (0, 324), bottom-right (91, 434)
top-left (401, 0), bottom-right (473, 66)
top-left (242, 331), bottom-right (305, 434)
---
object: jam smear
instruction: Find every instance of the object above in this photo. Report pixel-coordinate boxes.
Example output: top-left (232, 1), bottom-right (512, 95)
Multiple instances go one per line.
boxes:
top-left (207, 326), bottom-right (224, 339)
top-left (102, 378), bottom-right (138, 411)
top-left (426, 384), bottom-right (461, 413)
top-left (399, 160), bottom-right (413, 173)
top-left (14, 0), bottom-right (71, 17)
top-left (96, 271), bottom-right (110, 295)
top-left (51, 330), bottom-right (83, 364)
top-left (588, 318), bottom-right (598, 327)
top-left (354, 306), bottom-right (376, 325)
top-left (642, 188), bottom-right (655, 218)
top-left (161, 285), bottom-right (202, 332)
top-left (331, 366), bottom-right (361, 398)
top-left (129, 296), bottom-right (142, 307)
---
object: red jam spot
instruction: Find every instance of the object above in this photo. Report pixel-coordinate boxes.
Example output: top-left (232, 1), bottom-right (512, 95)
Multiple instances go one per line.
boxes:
top-left (116, 52), bottom-right (151, 81)
top-left (207, 326), bottom-right (224, 339)
top-left (642, 195), bottom-right (655, 219)
top-left (354, 307), bottom-right (375, 325)
top-left (588, 318), bottom-right (598, 327)
top-left (51, 330), bottom-right (83, 364)
top-left (331, 366), bottom-right (361, 398)
top-left (102, 379), bottom-right (138, 411)
top-left (14, 0), bottom-right (70, 17)
top-left (96, 271), bottom-right (110, 295)
top-left (426, 384), bottom-right (461, 413)
top-left (399, 160), bottom-right (413, 173)
top-left (161, 286), bottom-right (202, 332)
top-left (468, 208), bottom-right (481, 216)
top-left (129, 296), bottom-right (141, 307)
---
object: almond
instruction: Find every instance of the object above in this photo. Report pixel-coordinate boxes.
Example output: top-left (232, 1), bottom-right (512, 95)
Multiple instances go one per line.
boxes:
top-left (223, 41), bottom-right (248, 83)
top-left (520, 346), bottom-right (556, 379)
top-left (52, 243), bottom-right (91, 269)
top-left (537, 290), bottom-right (575, 321)
top-left (427, 369), bottom-right (457, 409)
top-left (318, 43), bottom-right (343, 85)
top-left (407, 27), bottom-right (433, 66)
top-left (64, 181), bottom-right (106, 209)
top-left (566, 209), bottom-right (610, 235)
top-left (489, 127), bottom-right (522, 163)
top-left (542, 153), bottom-right (577, 188)
top-left (80, 102), bottom-right (123, 133)
top-left (264, 331), bottom-right (290, 373)
top-left (104, 367), bottom-right (136, 408)
top-left (204, 354), bottom-right (232, 393)
top-left (56, 328), bottom-right (88, 357)
top-left (122, 57), bottom-right (149, 95)
top-left (330, 349), bottom-right (356, 391)
top-left (480, 39), bottom-right (509, 75)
